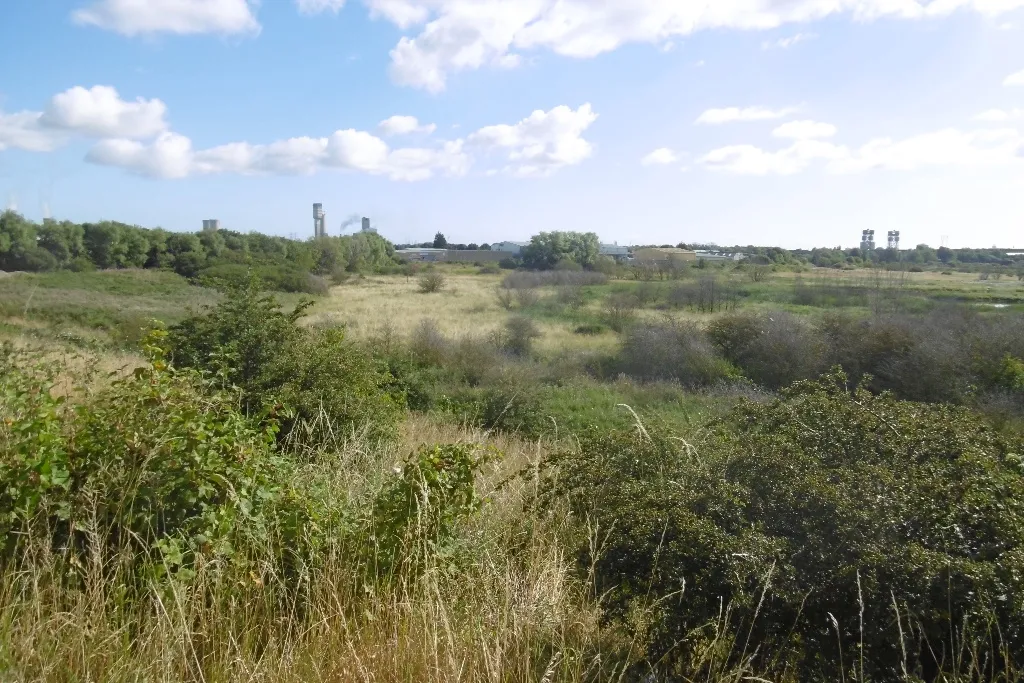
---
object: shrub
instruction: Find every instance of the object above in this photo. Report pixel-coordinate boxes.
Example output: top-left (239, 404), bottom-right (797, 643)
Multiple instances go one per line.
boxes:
top-left (555, 284), bottom-right (585, 309)
top-left (514, 286), bottom-right (540, 308)
top-left (618, 321), bottom-right (734, 387)
top-left (418, 271), bottom-right (446, 293)
top-left (498, 257), bottom-right (519, 270)
top-left (477, 263), bottom-right (501, 275)
top-left (708, 311), bottom-right (825, 390)
top-left (542, 371), bottom-right (1024, 680)
top-left (166, 276), bottom-right (401, 444)
top-left (495, 315), bottom-right (541, 357)
top-left (369, 443), bottom-right (489, 576)
top-left (603, 293), bottom-right (639, 332)
top-left (495, 287), bottom-right (515, 310)
top-left (574, 323), bottom-right (605, 335)
top-left (0, 338), bottom-right (291, 573)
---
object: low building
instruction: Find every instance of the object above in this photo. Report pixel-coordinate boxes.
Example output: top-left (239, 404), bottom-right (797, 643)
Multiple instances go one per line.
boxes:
top-left (632, 247), bottom-right (697, 263)
top-left (395, 248), bottom-right (448, 262)
top-left (491, 241), bottom-right (529, 255)
top-left (694, 250), bottom-right (747, 262)
top-left (599, 243), bottom-right (629, 258)
top-left (445, 249), bottom-right (506, 263)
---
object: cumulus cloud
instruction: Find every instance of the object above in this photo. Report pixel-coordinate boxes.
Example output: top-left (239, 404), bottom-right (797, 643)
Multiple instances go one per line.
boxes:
top-left (1004, 69), bottom-right (1024, 86)
top-left (40, 86), bottom-right (168, 139)
top-left (296, 0), bottom-right (346, 14)
top-left (87, 133), bottom-right (195, 179)
top-left (468, 103), bottom-right (598, 176)
top-left (696, 106), bottom-right (799, 125)
top-left (73, 0), bottom-right (260, 36)
top-left (89, 128), bottom-right (471, 181)
top-left (772, 120), bottom-right (837, 139)
top-left (1, 85), bottom-right (167, 152)
top-left (0, 112), bottom-right (64, 152)
top-left (975, 108), bottom-right (1024, 121)
top-left (699, 126), bottom-right (1024, 175)
top-left (367, 0), bottom-right (1024, 91)
top-left (378, 115), bottom-right (437, 136)
top-left (641, 148), bottom-right (679, 165)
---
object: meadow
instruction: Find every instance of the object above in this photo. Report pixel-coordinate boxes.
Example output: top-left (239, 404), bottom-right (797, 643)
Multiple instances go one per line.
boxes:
top-left (2, 262), bottom-right (1024, 682)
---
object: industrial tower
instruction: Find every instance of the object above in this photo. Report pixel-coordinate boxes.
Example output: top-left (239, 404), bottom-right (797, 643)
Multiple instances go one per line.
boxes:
top-left (860, 229), bottom-right (876, 251)
top-left (313, 203), bottom-right (326, 238)
top-left (887, 231), bottom-right (900, 250)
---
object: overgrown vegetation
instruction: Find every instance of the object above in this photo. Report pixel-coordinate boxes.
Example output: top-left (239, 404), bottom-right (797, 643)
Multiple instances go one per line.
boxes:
top-left (3, 252), bottom-right (1024, 681)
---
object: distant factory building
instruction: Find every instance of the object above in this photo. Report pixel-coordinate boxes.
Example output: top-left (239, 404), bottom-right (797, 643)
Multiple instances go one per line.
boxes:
top-left (361, 217), bottom-right (377, 234)
top-left (491, 241), bottom-right (529, 254)
top-left (860, 229), bottom-right (876, 251)
top-left (202, 219), bottom-right (220, 232)
top-left (632, 247), bottom-right (697, 263)
top-left (694, 250), bottom-right (747, 262)
top-left (395, 248), bottom-right (447, 262)
top-left (599, 243), bottom-right (629, 258)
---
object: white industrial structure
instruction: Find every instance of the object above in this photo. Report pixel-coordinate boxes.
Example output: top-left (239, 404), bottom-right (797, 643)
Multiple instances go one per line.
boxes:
top-left (887, 230), bottom-right (901, 250)
top-left (202, 219), bottom-right (220, 232)
top-left (599, 243), bottom-right (629, 258)
top-left (313, 203), bottom-right (327, 238)
top-left (361, 217), bottom-right (377, 234)
top-left (860, 229), bottom-right (876, 251)
top-left (491, 241), bottom-right (528, 254)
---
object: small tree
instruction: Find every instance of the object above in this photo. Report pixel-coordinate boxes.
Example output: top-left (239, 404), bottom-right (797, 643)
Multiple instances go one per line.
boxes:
top-left (433, 232), bottom-right (448, 249)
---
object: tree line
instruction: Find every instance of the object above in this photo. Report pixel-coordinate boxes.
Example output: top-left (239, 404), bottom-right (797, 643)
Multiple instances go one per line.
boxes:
top-left (0, 210), bottom-right (399, 292)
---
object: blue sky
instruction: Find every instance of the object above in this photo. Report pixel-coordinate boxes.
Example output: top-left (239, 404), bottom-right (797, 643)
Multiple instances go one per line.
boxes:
top-left (1, 0), bottom-right (1023, 248)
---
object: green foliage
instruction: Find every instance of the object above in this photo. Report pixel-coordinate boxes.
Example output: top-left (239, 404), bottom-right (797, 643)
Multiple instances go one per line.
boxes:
top-left (369, 443), bottom-right (489, 575)
top-left (418, 271), bottom-right (447, 293)
top-left (166, 276), bottom-right (401, 443)
top-left (521, 231), bottom-right (600, 270)
top-left (618, 321), bottom-right (736, 387)
top-left (0, 336), bottom-right (291, 573)
top-left (494, 315), bottom-right (541, 357)
top-left (543, 371), bottom-right (1024, 680)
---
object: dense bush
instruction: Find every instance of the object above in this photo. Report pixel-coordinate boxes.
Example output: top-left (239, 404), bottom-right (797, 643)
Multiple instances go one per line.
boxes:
top-left (708, 311), bottom-right (826, 390)
top-left (543, 371), bottom-right (1024, 680)
top-left (0, 338), bottom-right (292, 573)
top-left (199, 262), bottom-right (329, 295)
top-left (166, 277), bottom-right (401, 443)
top-left (617, 321), bottom-right (734, 387)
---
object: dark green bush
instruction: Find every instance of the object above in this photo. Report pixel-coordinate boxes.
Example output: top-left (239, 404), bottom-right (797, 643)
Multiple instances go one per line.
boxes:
top-left (166, 277), bottom-right (401, 444)
top-left (542, 371), bottom-right (1024, 680)
top-left (369, 444), bottom-right (489, 576)
top-left (495, 315), bottom-right (541, 357)
top-left (0, 337), bottom-right (291, 574)
top-left (199, 263), bottom-right (328, 295)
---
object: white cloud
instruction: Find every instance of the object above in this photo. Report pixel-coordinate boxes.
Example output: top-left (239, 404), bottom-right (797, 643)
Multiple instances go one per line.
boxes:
top-left (378, 115), bottom-right (437, 136)
top-left (695, 106), bottom-right (798, 125)
top-left (772, 120), bottom-right (837, 139)
top-left (40, 86), bottom-right (168, 139)
top-left (762, 32), bottom-right (816, 49)
top-left (1004, 69), bottom-right (1024, 86)
top-left (700, 126), bottom-right (1024, 175)
top-left (73, 0), bottom-right (260, 36)
top-left (0, 112), bottom-right (64, 152)
top-left (641, 148), bottom-right (679, 166)
top-left (468, 103), bottom-right (598, 176)
top-left (371, 0), bottom-right (1024, 90)
top-left (88, 128), bottom-right (472, 181)
top-left (296, 0), bottom-right (346, 14)
top-left (87, 132), bottom-right (195, 179)
top-left (1, 85), bottom-right (166, 152)
top-left (975, 108), bottom-right (1024, 121)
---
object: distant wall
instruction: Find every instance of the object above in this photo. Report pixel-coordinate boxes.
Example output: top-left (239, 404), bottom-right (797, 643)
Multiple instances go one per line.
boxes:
top-left (633, 248), bottom-right (697, 263)
top-left (444, 250), bottom-right (506, 262)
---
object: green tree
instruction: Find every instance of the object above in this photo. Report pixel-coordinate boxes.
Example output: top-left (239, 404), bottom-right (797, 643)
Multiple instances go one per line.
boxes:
top-left (433, 232), bottom-right (448, 249)
top-left (521, 231), bottom-right (600, 270)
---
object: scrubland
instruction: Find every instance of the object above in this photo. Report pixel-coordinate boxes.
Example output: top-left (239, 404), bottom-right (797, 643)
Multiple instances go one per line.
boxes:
top-left (2, 263), bottom-right (1024, 682)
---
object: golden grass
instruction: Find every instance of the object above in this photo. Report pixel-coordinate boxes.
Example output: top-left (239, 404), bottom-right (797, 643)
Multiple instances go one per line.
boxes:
top-left (307, 274), bottom-right (622, 355)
